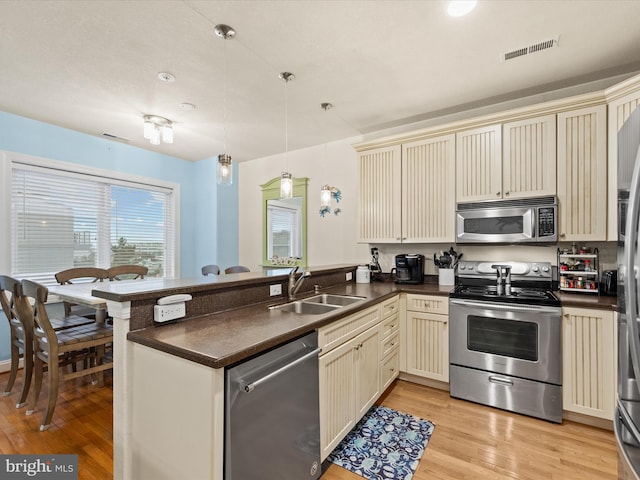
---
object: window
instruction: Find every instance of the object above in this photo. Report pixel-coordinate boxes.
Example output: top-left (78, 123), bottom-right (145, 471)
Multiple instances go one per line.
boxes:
top-left (9, 156), bottom-right (177, 285)
top-left (266, 198), bottom-right (301, 260)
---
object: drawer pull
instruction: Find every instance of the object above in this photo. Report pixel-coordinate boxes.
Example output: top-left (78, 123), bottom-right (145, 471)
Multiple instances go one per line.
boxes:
top-left (390, 342), bottom-right (395, 347)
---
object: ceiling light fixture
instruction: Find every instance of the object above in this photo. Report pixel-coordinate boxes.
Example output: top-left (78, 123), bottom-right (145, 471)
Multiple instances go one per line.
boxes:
top-left (143, 115), bottom-right (173, 145)
top-left (447, 0), bottom-right (477, 17)
top-left (215, 23), bottom-right (236, 186)
top-left (279, 71), bottom-right (295, 199)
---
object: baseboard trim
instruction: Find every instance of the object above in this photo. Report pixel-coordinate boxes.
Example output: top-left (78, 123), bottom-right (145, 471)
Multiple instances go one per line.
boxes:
top-left (0, 358), bottom-right (23, 374)
top-left (398, 372), bottom-right (450, 392)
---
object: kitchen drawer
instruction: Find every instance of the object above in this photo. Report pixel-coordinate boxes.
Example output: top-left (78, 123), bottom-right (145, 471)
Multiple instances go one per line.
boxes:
top-left (380, 312), bottom-right (400, 339)
top-left (381, 296), bottom-right (400, 319)
top-left (380, 347), bottom-right (400, 392)
top-left (318, 305), bottom-right (380, 353)
top-left (406, 294), bottom-right (449, 315)
top-left (381, 330), bottom-right (399, 357)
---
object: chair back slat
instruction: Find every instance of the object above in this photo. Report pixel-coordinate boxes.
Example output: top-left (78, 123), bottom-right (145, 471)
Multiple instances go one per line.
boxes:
top-left (202, 264), bottom-right (220, 276)
top-left (224, 265), bottom-right (250, 274)
top-left (55, 268), bottom-right (109, 285)
top-left (107, 265), bottom-right (148, 281)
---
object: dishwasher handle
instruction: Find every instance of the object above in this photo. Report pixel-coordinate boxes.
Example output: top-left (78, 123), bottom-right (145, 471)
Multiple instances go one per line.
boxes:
top-left (242, 347), bottom-right (321, 393)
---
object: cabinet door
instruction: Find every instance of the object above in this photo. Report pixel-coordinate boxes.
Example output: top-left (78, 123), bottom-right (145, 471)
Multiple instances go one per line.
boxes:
top-left (562, 307), bottom-right (615, 420)
top-left (402, 135), bottom-right (456, 242)
top-left (557, 105), bottom-right (607, 241)
top-left (607, 91), bottom-right (640, 240)
top-left (319, 339), bottom-right (356, 461)
top-left (405, 311), bottom-right (449, 382)
top-left (357, 145), bottom-right (402, 242)
top-left (354, 326), bottom-right (381, 421)
top-left (456, 124), bottom-right (502, 202)
top-left (502, 115), bottom-right (556, 199)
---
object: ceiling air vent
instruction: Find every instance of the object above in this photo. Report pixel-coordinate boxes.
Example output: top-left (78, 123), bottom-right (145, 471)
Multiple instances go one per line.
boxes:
top-left (502, 36), bottom-right (559, 62)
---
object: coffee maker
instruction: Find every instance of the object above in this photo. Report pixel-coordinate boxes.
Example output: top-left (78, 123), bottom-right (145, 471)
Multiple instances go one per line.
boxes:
top-left (392, 254), bottom-right (425, 284)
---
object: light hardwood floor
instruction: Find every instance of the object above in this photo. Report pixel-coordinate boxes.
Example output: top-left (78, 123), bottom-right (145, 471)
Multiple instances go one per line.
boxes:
top-left (0, 372), bottom-right (618, 480)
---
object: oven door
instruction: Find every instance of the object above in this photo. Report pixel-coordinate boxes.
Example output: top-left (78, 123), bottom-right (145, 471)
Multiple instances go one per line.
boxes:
top-left (456, 206), bottom-right (534, 243)
top-left (449, 298), bottom-right (562, 385)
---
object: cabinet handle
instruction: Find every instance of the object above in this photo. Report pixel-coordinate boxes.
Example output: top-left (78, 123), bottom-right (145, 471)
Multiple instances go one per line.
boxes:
top-left (390, 342), bottom-right (396, 347)
top-left (560, 233), bottom-right (566, 238)
top-left (395, 237), bottom-right (402, 241)
top-left (390, 324), bottom-right (395, 328)
top-left (390, 368), bottom-right (395, 372)
top-left (504, 191), bottom-right (510, 196)
top-left (496, 192), bottom-right (501, 197)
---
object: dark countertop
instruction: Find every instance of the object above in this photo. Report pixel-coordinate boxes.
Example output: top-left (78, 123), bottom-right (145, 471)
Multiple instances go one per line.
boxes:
top-left (124, 273), bottom-right (617, 370)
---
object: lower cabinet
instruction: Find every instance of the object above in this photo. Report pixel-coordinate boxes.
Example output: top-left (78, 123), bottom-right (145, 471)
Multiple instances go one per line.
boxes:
top-left (562, 306), bottom-right (616, 420)
top-left (403, 294), bottom-right (449, 383)
top-left (319, 306), bottom-right (382, 461)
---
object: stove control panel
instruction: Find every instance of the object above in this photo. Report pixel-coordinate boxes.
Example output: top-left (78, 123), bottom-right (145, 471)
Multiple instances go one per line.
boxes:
top-left (457, 261), bottom-right (553, 280)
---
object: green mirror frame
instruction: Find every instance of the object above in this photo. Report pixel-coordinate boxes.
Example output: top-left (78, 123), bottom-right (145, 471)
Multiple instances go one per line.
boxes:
top-left (261, 176), bottom-right (308, 268)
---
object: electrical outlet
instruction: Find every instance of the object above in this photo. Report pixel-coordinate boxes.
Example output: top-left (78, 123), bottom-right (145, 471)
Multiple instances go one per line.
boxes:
top-left (154, 302), bottom-right (186, 322)
top-left (270, 284), bottom-right (282, 296)
top-left (346, 272), bottom-right (353, 281)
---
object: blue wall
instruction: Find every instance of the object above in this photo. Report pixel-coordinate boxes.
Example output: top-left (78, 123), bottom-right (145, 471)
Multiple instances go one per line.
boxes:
top-left (0, 110), bottom-right (239, 360)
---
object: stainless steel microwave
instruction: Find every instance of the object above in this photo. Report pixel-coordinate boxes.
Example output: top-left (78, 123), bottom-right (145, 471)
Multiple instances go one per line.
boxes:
top-left (456, 196), bottom-right (557, 244)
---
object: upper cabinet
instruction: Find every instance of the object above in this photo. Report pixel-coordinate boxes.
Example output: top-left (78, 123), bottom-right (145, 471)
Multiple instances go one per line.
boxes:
top-left (455, 115), bottom-right (556, 203)
top-left (357, 134), bottom-right (456, 243)
top-left (557, 105), bottom-right (607, 241)
top-left (455, 124), bottom-right (502, 202)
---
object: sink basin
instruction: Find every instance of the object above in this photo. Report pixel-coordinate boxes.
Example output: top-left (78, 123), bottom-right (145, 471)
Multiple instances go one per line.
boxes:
top-left (303, 294), bottom-right (366, 306)
top-left (270, 301), bottom-right (340, 315)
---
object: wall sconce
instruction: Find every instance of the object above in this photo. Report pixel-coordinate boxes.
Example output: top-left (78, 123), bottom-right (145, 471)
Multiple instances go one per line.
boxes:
top-left (319, 185), bottom-right (341, 217)
top-left (143, 115), bottom-right (173, 145)
top-left (217, 154), bottom-right (233, 185)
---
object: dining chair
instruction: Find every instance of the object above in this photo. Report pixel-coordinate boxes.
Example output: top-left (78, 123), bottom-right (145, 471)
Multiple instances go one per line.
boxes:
top-left (107, 265), bottom-right (148, 281)
top-left (55, 267), bottom-right (109, 318)
top-left (224, 265), bottom-right (250, 274)
top-left (202, 264), bottom-right (220, 276)
top-left (0, 276), bottom-right (34, 408)
top-left (18, 279), bottom-right (114, 431)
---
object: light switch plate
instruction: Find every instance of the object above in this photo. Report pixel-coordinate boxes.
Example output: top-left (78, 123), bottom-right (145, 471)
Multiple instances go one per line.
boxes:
top-left (270, 284), bottom-right (282, 296)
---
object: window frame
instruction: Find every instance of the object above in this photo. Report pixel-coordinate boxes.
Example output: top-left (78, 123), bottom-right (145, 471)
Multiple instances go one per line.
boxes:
top-left (2, 150), bottom-right (181, 283)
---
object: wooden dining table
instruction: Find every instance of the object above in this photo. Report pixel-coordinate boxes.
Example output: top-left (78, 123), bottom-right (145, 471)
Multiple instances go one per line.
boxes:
top-left (48, 282), bottom-right (110, 323)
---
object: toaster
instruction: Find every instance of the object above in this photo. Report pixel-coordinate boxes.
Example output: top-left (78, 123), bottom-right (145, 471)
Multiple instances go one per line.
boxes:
top-left (601, 270), bottom-right (618, 296)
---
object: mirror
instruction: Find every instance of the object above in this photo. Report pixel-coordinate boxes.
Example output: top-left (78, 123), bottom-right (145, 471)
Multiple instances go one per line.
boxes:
top-left (261, 177), bottom-right (308, 267)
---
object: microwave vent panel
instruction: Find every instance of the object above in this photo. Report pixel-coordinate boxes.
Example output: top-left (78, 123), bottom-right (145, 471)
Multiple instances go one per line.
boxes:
top-left (502, 36), bottom-right (559, 62)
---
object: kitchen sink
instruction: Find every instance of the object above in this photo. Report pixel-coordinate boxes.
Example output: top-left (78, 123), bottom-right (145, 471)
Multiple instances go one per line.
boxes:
top-left (269, 294), bottom-right (366, 315)
top-left (303, 294), bottom-right (366, 306)
top-left (270, 301), bottom-right (340, 315)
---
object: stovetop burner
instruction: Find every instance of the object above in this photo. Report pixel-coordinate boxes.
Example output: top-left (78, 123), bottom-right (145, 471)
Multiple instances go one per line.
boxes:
top-left (450, 260), bottom-right (560, 307)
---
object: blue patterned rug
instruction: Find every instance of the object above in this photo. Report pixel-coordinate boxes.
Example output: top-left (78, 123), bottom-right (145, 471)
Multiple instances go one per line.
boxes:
top-left (328, 405), bottom-right (435, 480)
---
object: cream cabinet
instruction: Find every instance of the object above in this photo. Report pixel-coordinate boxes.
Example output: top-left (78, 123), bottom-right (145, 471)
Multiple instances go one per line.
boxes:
top-left (607, 84), bottom-right (640, 240)
top-left (403, 294), bottom-right (449, 383)
top-left (562, 307), bottom-right (615, 420)
top-left (557, 105), bottom-right (607, 241)
top-left (318, 305), bottom-right (382, 461)
top-left (456, 116), bottom-right (556, 203)
top-left (455, 124), bottom-right (502, 202)
top-left (357, 134), bottom-right (456, 243)
top-left (379, 296), bottom-right (400, 391)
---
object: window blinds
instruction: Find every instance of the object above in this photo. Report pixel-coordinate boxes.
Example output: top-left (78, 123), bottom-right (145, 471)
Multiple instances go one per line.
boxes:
top-left (11, 162), bottom-right (176, 284)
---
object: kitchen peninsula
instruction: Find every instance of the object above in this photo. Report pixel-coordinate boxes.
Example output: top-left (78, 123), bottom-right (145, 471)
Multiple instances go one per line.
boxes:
top-left (91, 265), bottom-right (615, 480)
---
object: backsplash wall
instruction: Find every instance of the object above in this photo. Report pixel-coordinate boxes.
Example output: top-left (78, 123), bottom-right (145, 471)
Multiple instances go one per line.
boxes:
top-left (372, 242), bottom-right (617, 277)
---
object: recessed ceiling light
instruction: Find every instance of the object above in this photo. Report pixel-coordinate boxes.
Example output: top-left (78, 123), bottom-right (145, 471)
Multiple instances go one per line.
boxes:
top-left (447, 0), bottom-right (477, 17)
top-left (179, 103), bottom-right (196, 111)
top-left (158, 72), bottom-right (176, 82)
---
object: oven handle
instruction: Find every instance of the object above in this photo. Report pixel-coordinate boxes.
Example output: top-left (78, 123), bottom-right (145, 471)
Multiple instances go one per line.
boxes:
top-left (450, 299), bottom-right (560, 314)
top-left (488, 375), bottom-right (514, 387)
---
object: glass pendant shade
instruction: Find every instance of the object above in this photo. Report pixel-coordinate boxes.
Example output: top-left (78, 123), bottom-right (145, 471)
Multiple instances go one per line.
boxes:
top-left (143, 119), bottom-right (154, 139)
top-left (280, 172), bottom-right (293, 199)
top-left (149, 126), bottom-right (161, 145)
top-left (217, 154), bottom-right (233, 185)
top-left (320, 185), bottom-right (331, 207)
top-left (162, 124), bottom-right (174, 144)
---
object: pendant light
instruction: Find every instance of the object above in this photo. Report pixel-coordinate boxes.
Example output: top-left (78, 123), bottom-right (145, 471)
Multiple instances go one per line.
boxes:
top-left (320, 103), bottom-right (333, 208)
top-left (279, 71), bottom-right (295, 199)
top-left (215, 23), bottom-right (235, 186)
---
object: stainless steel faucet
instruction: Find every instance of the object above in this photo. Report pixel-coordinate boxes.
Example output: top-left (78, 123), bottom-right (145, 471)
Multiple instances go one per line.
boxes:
top-left (288, 266), bottom-right (311, 300)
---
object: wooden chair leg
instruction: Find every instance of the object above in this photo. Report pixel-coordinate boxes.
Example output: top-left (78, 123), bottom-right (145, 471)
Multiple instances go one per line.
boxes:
top-left (40, 357), bottom-right (60, 431)
top-left (25, 356), bottom-right (43, 416)
top-left (16, 342), bottom-right (33, 408)
top-left (3, 344), bottom-right (19, 397)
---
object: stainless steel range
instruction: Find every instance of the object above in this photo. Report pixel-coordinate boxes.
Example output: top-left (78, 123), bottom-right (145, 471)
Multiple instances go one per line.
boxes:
top-left (449, 260), bottom-right (563, 423)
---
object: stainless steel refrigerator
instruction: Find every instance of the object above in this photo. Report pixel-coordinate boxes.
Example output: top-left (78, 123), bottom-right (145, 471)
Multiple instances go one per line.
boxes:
top-left (616, 105), bottom-right (640, 479)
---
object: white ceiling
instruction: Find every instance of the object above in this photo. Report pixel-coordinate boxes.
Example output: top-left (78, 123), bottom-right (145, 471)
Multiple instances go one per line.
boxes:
top-left (2, 0), bottom-right (640, 163)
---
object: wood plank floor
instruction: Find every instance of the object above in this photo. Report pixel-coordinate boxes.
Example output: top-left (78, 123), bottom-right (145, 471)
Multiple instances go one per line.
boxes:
top-left (0, 372), bottom-right (618, 479)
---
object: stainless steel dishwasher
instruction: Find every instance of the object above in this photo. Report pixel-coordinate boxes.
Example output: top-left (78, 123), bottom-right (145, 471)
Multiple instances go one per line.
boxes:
top-left (224, 331), bottom-right (321, 480)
